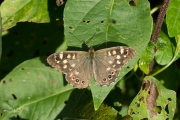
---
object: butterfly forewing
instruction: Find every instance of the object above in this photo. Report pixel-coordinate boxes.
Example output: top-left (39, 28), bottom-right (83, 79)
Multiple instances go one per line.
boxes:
top-left (93, 46), bottom-right (136, 86)
top-left (47, 51), bottom-right (93, 88)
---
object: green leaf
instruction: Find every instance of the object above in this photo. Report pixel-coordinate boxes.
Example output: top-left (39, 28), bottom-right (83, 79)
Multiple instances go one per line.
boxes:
top-left (176, 34), bottom-right (180, 50)
top-left (139, 41), bottom-right (154, 74)
top-left (0, 12), bottom-right (2, 60)
top-left (166, 0), bottom-right (180, 37)
top-left (0, 0), bottom-right (62, 31)
top-left (128, 76), bottom-right (176, 120)
top-left (155, 31), bottom-right (175, 65)
top-left (0, 58), bottom-right (86, 119)
top-left (64, 0), bottom-right (153, 110)
top-left (174, 35), bottom-right (180, 60)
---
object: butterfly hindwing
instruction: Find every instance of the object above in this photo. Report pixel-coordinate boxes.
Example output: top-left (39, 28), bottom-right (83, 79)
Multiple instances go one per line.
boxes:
top-left (93, 58), bottom-right (119, 86)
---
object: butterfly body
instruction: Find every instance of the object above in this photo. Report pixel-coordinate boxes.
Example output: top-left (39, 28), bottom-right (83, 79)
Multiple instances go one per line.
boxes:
top-left (47, 46), bottom-right (136, 89)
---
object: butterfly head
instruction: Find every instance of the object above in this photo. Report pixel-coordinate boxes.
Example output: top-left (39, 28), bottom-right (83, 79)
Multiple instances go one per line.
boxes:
top-left (89, 46), bottom-right (94, 51)
top-left (89, 46), bottom-right (95, 59)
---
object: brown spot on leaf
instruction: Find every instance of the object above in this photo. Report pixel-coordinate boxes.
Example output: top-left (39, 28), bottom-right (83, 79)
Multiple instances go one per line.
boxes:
top-left (86, 20), bottom-right (90, 23)
top-left (142, 80), bottom-right (150, 91)
top-left (148, 59), bottom-right (154, 75)
top-left (50, 79), bottom-right (57, 88)
top-left (146, 81), bottom-right (159, 118)
top-left (129, 109), bottom-right (135, 115)
top-left (129, 0), bottom-right (137, 6)
top-left (38, 75), bottom-right (42, 78)
top-left (64, 100), bottom-right (68, 104)
top-left (100, 20), bottom-right (104, 23)
top-left (2, 80), bottom-right (6, 84)
top-left (111, 19), bottom-right (116, 24)
top-left (69, 26), bottom-right (73, 29)
top-left (12, 94), bottom-right (17, 100)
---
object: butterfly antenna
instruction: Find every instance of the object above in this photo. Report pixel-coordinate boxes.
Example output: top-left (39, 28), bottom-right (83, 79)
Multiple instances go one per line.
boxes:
top-left (69, 32), bottom-right (91, 47)
top-left (68, 32), bottom-right (84, 43)
top-left (69, 32), bottom-right (97, 48)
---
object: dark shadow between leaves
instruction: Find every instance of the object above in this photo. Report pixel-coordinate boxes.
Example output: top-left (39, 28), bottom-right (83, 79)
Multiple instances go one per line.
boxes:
top-left (9, 116), bottom-right (28, 120)
top-left (67, 41), bottom-right (128, 51)
top-left (0, 0), bottom-right (64, 81)
top-left (55, 89), bottom-right (92, 119)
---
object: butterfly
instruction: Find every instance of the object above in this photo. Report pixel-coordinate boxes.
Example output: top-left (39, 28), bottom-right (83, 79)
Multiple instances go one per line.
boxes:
top-left (47, 45), bottom-right (136, 89)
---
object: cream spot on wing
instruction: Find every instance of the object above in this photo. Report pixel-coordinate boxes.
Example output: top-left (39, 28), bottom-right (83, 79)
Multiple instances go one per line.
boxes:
top-left (108, 51), bottom-right (111, 56)
top-left (106, 67), bottom-right (110, 71)
top-left (116, 55), bottom-right (121, 59)
top-left (108, 61), bottom-right (113, 64)
top-left (120, 49), bottom-right (124, 54)
top-left (56, 61), bottom-right (60, 63)
top-left (71, 64), bottom-right (75, 67)
top-left (124, 55), bottom-right (127, 58)
top-left (67, 54), bottom-right (71, 59)
top-left (69, 68), bottom-right (72, 71)
top-left (59, 53), bottom-right (63, 59)
top-left (63, 60), bottom-right (67, 63)
top-left (112, 50), bottom-right (116, 55)
top-left (72, 54), bottom-right (76, 59)
top-left (117, 60), bottom-right (121, 64)
top-left (113, 64), bottom-right (116, 67)
top-left (125, 50), bottom-right (129, 54)
top-left (63, 65), bottom-right (67, 69)
top-left (75, 71), bottom-right (79, 75)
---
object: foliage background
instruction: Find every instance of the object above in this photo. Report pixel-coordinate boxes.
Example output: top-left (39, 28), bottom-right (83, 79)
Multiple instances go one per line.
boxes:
top-left (0, 0), bottom-right (179, 120)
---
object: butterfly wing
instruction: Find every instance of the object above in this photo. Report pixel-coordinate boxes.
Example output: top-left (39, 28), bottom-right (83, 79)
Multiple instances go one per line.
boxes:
top-left (93, 46), bottom-right (136, 86)
top-left (47, 51), bottom-right (92, 88)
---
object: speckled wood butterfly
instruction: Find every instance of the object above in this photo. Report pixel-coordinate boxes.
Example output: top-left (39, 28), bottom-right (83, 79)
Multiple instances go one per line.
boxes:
top-left (47, 45), bottom-right (136, 89)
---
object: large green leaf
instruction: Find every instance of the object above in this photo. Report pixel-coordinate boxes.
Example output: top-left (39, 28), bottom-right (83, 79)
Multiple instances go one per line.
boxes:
top-left (0, 58), bottom-right (86, 119)
top-left (64, 0), bottom-right (153, 110)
